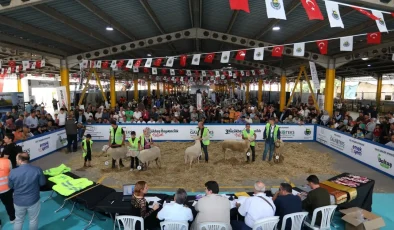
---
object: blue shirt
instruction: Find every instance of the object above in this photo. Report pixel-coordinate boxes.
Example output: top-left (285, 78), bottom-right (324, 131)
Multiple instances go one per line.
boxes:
top-left (8, 164), bottom-right (46, 206)
top-left (274, 194), bottom-right (302, 230)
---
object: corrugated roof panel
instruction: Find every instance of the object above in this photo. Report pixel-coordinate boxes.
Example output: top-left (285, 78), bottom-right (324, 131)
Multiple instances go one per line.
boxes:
top-left (0, 25), bottom-right (80, 54)
top-left (90, 0), bottom-right (161, 39)
top-left (1, 7), bottom-right (103, 49)
top-left (149, 0), bottom-right (190, 33)
top-left (172, 39), bottom-right (194, 54)
top-left (202, 0), bottom-right (233, 32)
top-left (46, 0), bottom-right (128, 44)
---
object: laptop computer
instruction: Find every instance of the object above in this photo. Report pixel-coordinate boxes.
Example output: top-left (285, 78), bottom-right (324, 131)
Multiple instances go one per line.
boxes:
top-left (122, 184), bottom-right (135, 202)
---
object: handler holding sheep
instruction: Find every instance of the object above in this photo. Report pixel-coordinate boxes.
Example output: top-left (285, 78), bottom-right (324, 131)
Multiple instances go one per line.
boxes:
top-left (139, 127), bottom-right (153, 150)
top-left (197, 121), bottom-right (210, 163)
top-left (242, 123), bottom-right (256, 162)
top-left (108, 120), bottom-right (126, 168)
top-left (262, 117), bottom-right (281, 161)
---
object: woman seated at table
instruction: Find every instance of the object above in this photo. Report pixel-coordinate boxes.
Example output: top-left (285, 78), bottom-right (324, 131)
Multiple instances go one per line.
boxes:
top-left (131, 181), bottom-right (160, 229)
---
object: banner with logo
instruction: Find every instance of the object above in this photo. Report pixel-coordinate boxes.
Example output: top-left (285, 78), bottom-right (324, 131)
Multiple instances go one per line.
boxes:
top-left (16, 129), bottom-right (67, 161)
top-left (316, 126), bottom-right (394, 177)
top-left (56, 86), bottom-right (68, 108)
top-left (84, 124), bottom-right (315, 141)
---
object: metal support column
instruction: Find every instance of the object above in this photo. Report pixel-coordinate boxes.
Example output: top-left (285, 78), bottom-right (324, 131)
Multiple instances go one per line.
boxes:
top-left (325, 69), bottom-right (335, 117)
top-left (376, 74), bottom-right (383, 109)
top-left (156, 82), bottom-right (160, 98)
top-left (134, 78), bottom-right (138, 101)
top-left (60, 59), bottom-right (70, 109)
top-left (17, 76), bottom-right (22, 92)
top-left (147, 80), bottom-right (151, 97)
top-left (110, 74), bottom-right (116, 109)
top-left (340, 78), bottom-right (345, 101)
top-left (246, 81), bottom-right (250, 103)
top-left (280, 75), bottom-right (286, 111)
top-left (258, 79), bottom-right (263, 108)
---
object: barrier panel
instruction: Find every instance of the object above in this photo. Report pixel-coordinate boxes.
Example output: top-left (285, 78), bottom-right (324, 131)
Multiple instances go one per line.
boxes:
top-left (16, 129), bottom-right (68, 161)
top-left (84, 124), bottom-right (315, 141)
top-left (316, 126), bottom-right (394, 177)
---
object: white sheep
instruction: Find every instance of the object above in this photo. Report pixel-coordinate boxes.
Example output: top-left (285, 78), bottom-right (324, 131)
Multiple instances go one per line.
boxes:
top-left (102, 145), bottom-right (128, 170)
top-left (128, 146), bottom-right (161, 170)
top-left (184, 138), bottom-right (202, 169)
top-left (221, 137), bottom-right (254, 160)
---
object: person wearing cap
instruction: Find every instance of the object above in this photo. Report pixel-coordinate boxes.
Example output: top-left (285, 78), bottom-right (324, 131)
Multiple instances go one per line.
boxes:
top-left (82, 134), bottom-right (93, 167)
top-left (197, 121), bottom-right (210, 163)
top-left (242, 123), bottom-right (257, 162)
top-left (263, 118), bottom-right (281, 161)
top-left (108, 119), bottom-right (125, 168)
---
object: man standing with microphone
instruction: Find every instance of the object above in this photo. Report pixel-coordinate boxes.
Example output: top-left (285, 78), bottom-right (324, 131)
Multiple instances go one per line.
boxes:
top-left (242, 123), bottom-right (257, 162)
top-left (263, 118), bottom-right (281, 162)
top-left (197, 121), bottom-right (210, 163)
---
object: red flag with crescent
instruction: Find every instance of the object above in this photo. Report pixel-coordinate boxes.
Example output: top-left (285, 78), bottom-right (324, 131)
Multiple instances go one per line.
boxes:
top-left (102, 61), bottom-right (109, 69)
top-left (117, 60), bottom-right (125, 67)
top-left (316, 40), bottom-right (328, 55)
top-left (161, 68), bottom-right (167, 75)
top-left (272, 46), bottom-right (284, 57)
top-left (179, 69), bottom-right (185, 75)
top-left (235, 50), bottom-right (246, 60)
top-left (352, 7), bottom-right (379, 20)
top-left (301, 0), bottom-right (323, 20)
top-left (180, 55), bottom-right (187, 67)
top-left (8, 60), bottom-right (16, 68)
top-left (153, 58), bottom-right (163, 67)
top-left (367, 32), bottom-right (381, 44)
top-left (204, 53), bottom-right (215, 63)
top-left (134, 59), bottom-right (142, 68)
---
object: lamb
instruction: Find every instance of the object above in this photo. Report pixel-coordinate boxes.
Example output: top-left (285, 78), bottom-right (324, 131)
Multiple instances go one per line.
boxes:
top-left (102, 145), bottom-right (128, 170)
top-left (184, 138), bottom-right (202, 169)
top-left (221, 137), bottom-right (254, 160)
top-left (128, 146), bottom-right (161, 170)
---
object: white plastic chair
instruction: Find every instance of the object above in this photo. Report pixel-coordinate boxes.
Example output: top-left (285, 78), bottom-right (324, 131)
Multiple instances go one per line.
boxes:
top-left (281, 212), bottom-right (308, 230)
top-left (303, 205), bottom-right (337, 230)
top-left (199, 222), bottom-right (229, 230)
top-left (160, 221), bottom-right (189, 230)
top-left (252, 216), bottom-right (280, 230)
top-left (115, 215), bottom-right (144, 230)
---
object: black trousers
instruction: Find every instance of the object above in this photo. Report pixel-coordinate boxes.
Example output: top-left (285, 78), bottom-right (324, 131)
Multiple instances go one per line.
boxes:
top-left (246, 145), bottom-right (255, 162)
top-left (200, 142), bottom-right (209, 162)
top-left (0, 189), bottom-right (15, 221)
top-left (130, 157), bottom-right (139, 169)
top-left (67, 134), bottom-right (78, 152)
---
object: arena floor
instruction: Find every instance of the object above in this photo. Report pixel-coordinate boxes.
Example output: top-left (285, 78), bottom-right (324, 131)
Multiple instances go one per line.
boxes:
top-left (32, 141), bottom-right (394, 193)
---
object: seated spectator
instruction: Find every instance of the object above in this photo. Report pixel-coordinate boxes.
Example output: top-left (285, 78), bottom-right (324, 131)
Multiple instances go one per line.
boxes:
top-left (190, 117), bottom-right (198, 124)
top-left (15, 115), bottom-right (24, 128)
top-left (147, 118), bottom-right (155, 124)
top-left (320, 111), bottom-right (330, 126)
top-left (23, 126), bottom-right (34, 139)
top-left (245, 115), bottom-right (253, 124)
top-left (353, 128), bottom-right (364, 139)
top-left (34, 126), bottom-right (46, 135)
top-left (385, 134), bottom-right (394, 148)
top-left (273, 183), bottom-right (302, 230)
top-left (231, 181), bottom-right (275, 230)
top-left (156, 117), bottom-right (165, 124)
top-left (334, 110), bottom-right (342, 122)
top-left (336, 121), bottom-right (346, 132)
top-left (13, 126), bottom-right (24, 141)
top-left (301, 175), bottom-right (330, 226)
top-left (38, 114), bottom-right (47, 127)
top-left (157, 188), bottom-right (193, 223)
top-left (47, 121), bottom-right (56, 132)
top-left (373, 124), bottom-right (382, 142)
top-left (192, 181), bottom-right (231, 230)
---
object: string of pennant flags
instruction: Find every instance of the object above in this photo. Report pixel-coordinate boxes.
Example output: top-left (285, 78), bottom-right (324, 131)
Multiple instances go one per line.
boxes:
top-left (231, 0), bottom-right (394, 33)
top-left (0, 60), bottom-right (46, 75)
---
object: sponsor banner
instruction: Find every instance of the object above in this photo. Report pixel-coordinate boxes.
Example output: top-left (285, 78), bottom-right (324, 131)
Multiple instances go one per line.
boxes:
top-left (316, 126), bottom-right (394, 177)
top-left (56, 86), bottom-right (68, 109)
top-left (84, 124), bottom-right (315, 141)
top-left (16, 129), bottom-right (67, 161)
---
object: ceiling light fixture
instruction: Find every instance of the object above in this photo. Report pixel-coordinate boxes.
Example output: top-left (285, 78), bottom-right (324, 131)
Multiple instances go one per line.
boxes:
top-left (147, 54), bottom-right (152, 57)
top-left (272, 26), bottom-right (280, 31)
top-left (362, 57), bottom-right (369, 61)
top-left (368, 64), bottom-right (371, 67)
top-left (106, 26), bottom-right (114, 31)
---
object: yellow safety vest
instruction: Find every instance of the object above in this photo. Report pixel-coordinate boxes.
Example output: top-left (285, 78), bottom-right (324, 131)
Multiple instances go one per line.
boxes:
top-left (82, 139), bottom-right (93, 157)
top-left (198, 127), bottom-right (210, 145)
top-left (110, 126), bottom-right (124, 145)
top-left (48, 174), bottom-right (74, 185)
top-left (43, 164), bottom-right (71, 177)
top-left (242, 129), bottom-right (255, 147)
top-left (128, 137), bottom-right (139, 151)
top-left (52, 178), bottom-right (94, 196)
top-left (140, 134), bottom-right (152, 148)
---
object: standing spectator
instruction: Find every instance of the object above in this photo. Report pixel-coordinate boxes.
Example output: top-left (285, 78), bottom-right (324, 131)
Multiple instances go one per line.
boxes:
top-left (57, 108), bottom-right (67, 128)
top-left (1, 134), bottom-right (22, 168)
top-left (65, 114), bottom-right (78, 153)
top-left (273, 183), bottom-right (302, 230)
top-left (232, 181), bottom-right (275, 230)
top-left (25, 102), bottom-right (32, 113)
top-left (9, 153), bottom-right (46, 230)
top-left (75, 110), bottom-right (86, 124)
top-left (52, 98), bottom-right (58, 111)
top-left (157, 188), bottom-right (193, 222)
top-left (0, 157), bottom-right (15, 224)
top-left (25, 110), bottom-right (38, 133)
top-left (192, 181), bottom-right (231, 230)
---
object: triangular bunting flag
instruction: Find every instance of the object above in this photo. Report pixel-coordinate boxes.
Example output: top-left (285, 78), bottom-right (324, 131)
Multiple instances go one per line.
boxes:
top-left (102, 61), bottom-right (109, 69)
top-left (192, 54), bottom-right (201, 65)
top-left (254, 48), bottom-right (264, 60)
top-left (215, 71), bottom-right (220, 77)
top-left (117, 60), bottom-right (124, 67)
top-left (7, 67), bottom-right (11, 74)
top-left (229, 0), bottom-right (250, 13)
top-left (126, 59), bottom-right (134, 68)
top-left (201, 71), bottom-right (206, 77)
top-left (112, 65), bottom-right (118, 71)
top-left (161, 69), bottom-right (167, 75)
top-left (340, 36), bottom-right (353, 51)
top-left (228, 71), bottom-right (233, 76)
top-left (31, 61), bottom-right (36, 70)
top-left (166, 57), bottom-right (174, 67)
top-left (372, 10), bottom-right (388, 33)
top-left (8, 61), bottom-right (15, 68)
top-left (293, 43), bottom-right (305, 57)
top-left (251, 70), bottom-right (255, 76)
top-left (221, 51), bottom-right (230, 63)
top-left (133, 66), bottom-right (139, 72)
top-left (194, 70), bottom-right (199, 76)
top-left (240, 70), bottom-right (245, 76)
top-left (235, 50), bottom-right (246, 60)
top-left (41, 59), bottom-right (45, 67)
top-left (246, 71), bottom-right (250, 77)
top-left (272, 46), bottom-right (284, 57)
top-left (145, 58), bottom-right (152, 67)
top-left (186, 70), bottom-right (191, 76)
top-left (152, 68), bottom-right (157, 75)
top-left (352, 7), bottom-right (379, 20)
top-left (301, 0), bottom-right (324, 20)
top-left (316, 40), bottom-right (328, 54)
top-left (110, 60), bottom-right (117, 69)
top-left (265, 0), bottom-right (286, 20)
top-left (22, 61), bottom-right (29, 71)
top-left (89, 60), bottom-right (95, 68)
top-left (170, 69), bottom-right (175, 76)
top-left (367, 32), bottom-right (381, 44)
top-left (96, 60), bottom-right (102, 68)
top-left (325, 1), bottom-right (344, 28)
top-left (204, 53), bottom-right (215, 63)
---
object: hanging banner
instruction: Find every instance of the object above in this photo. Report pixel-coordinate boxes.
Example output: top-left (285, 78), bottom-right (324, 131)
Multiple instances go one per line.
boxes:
top-left (196, 93), bottom-right (202, 110)
top-left (56, 86), bottom-right (68, 108)
top-left (318, 94), bottom-right (325, 111)
top-left (309, 61), bottom-right (320, 90)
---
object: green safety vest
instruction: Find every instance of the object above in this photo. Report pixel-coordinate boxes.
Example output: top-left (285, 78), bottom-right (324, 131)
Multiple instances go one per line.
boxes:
top-left (48, 174), bottom-right (74, 185)
top-left (242, 129), bottom-right (255, 146)
top-left (265, 123), bottom-right (279, 142)
top-left (128, 137), bottom-right (139, 151)
top-left (43, 164), bottom-right (71, 177)
top-left (198, 127), bottom-right (210, 145)
top-left (110, 126), bottom-right (124, 145)
top-left (82, 139), bottom-right (93, 157)
top-left (53, 178), bottom-right (94, 196)
top-left (140, 135), bottom-right (152, 148)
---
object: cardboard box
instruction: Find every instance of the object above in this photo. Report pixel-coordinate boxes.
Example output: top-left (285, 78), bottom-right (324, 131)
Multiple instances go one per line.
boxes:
top-left (340, 207), bottom-right (385, 230)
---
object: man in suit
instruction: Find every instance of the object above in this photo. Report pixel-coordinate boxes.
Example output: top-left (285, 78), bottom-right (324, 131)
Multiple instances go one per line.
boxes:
top-left (262, 118), bottom-right (281, 161)
top-left (192, 181), bottom-right (231, 230)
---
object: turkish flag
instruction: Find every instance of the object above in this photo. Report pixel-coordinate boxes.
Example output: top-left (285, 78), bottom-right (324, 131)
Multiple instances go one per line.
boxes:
top-left (272, 46), bottom-right (284, 57)
top-left (179, 70), bottom-right (185, 75)
top-left (8, 60), bottom-right (16, 68)
top-left (194, 70), bottom-right (199, 76)
top-left (367, 32), bottom-right (381, 44)
top-left (235, 50), bottom-right (246, 60)
top-left (180, 55), bottom-right (187, 67)
top-left (143, 68), bottom-right (149, 73)
top-left (204, 53), bottom-right (215, 63)
top-left (161, 69), bottom-right (167, 75)
top-left (134, 59), bottom-right (142, 68)
top-left (301, 0), bottom-right (323, 20)
top-left (229, 0), bottom-right (250, 13)
top-left (102, 61), bottom-right (109, 69)
top-left (36, 60), bottom-right (42, 68)
top-left (117, 60), bottom-right (125, 67)
top-left (352, 7), bottom-right (379, 20)
top-left (316, 40), bottom-right (328, 55)
top-left (154, 58), bottom-right (162, 67)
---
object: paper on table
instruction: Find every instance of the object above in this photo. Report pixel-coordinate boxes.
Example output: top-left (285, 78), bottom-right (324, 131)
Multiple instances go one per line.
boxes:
top-left (292, 190), bottom-right (300, 196)
top-left (145, 196), bottom-right (161, 203)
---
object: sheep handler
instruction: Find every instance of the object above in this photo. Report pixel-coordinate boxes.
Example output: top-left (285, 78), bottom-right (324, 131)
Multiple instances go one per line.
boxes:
top-left (108, 120), bottom-right (125, 168)
top-left (242, 123), bottom-right (257, 162)
top-left (197, 121), bottom-right (210, 163)
top-left (262, 117), bottom-right (281, 162)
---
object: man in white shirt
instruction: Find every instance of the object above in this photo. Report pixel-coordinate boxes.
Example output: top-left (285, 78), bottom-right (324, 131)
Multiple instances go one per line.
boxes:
top-left (133, 108), bottom-right (142, 120)
top-left (95, 108), bottom-right (103, 120)
top-left (147, 118), bottom-right (155, 124)
top-left (386, 134), bottom-right (394, 148)
top-left (157, 188), bottom-right (193, 223)
top-left (84, 109), bottom-right (93, 121)
top-left (232, 181), bottom-right (275, 230)
top-left (57, 108), bottom-right (67, 127)
top-left (118, 107), bottom-right (126, 122)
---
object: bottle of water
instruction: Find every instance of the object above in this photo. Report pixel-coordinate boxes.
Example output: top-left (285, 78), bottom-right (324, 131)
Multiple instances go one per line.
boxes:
top-left (357, 209), bottom-right (365, 222)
